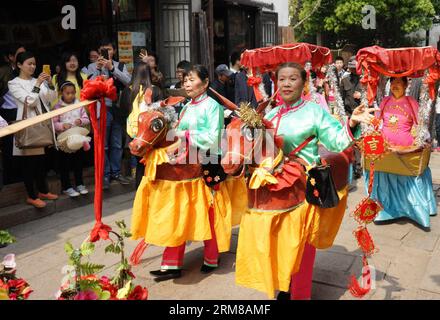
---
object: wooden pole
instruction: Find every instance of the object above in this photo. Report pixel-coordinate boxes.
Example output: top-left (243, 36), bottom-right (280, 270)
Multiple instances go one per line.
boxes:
top-left (0, 100), bottom-right (95, 139)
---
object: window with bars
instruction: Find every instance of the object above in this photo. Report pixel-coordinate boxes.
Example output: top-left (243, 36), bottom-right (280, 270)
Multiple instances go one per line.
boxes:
top-left (261, 12), bottom-right (278, 47)
top-left (158, 1), bottom-right (191, 85)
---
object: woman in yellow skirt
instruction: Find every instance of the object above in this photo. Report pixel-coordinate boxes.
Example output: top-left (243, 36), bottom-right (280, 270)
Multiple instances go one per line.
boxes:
top-left (233, 62), bottom-right (375, 299)
top-left (130, 64), bottom-right (246, 281)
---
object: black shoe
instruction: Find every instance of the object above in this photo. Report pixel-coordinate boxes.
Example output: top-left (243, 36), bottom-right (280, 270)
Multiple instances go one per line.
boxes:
top-left (149, 269), bottom-right (182, 281)
top-left (113, 175), bottom-right (131, 185)
top-left (277, 291), bottom-right (291, 300)
top-left (103, 177), bottom-right (111, 190)
top-left (200, 264), bottom-right (218, 274)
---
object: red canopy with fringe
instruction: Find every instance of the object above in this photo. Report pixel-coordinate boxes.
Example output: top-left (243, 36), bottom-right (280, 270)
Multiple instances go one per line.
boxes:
top-left (240, 43), bottom-right (333, 75)
top-left (356, 45), bottom-right (440, 105)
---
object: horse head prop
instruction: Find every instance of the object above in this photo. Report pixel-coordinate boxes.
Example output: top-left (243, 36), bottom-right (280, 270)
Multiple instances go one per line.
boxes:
top-left (209, 88), bottom-right (281, 175)
top-left (211, 88), bottom-right (307, 211)
top-left (129, 88), bottom-right (186, 158)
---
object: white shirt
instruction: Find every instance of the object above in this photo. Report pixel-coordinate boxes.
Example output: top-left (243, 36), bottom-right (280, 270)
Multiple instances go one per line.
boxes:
top-left (8, 77), bottom-right (57, 156)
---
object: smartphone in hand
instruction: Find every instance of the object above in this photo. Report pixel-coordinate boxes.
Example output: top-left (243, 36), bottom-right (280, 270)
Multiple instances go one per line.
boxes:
top-left (43, 65), bottom-right (51, 76)
top-left (101, 48), bottom-right (109, 60)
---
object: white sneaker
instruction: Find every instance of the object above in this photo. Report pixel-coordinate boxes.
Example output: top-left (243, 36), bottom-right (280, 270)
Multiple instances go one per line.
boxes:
top-left (63, 188), bottom-right (80, 198)
top-left (76, 185), bottom-right (89, 195)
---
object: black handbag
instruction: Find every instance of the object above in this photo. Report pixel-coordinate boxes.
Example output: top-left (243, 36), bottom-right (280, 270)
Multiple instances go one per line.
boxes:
top-left (201, 154), bottom-right (227, 189)
top-left (289, 136), bottom-right (340, 208)
top-left (305, 161), bottom-right (340, 208)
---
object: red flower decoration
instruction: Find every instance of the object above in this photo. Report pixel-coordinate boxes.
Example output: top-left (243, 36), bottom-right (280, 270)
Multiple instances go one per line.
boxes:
top-left (127, 285), bottom-right (148, 300)
top-left (2, 278), bottom-right (33, 300)
top-left (7, 279), bottom-right (26, 289)
top-left (90, 222), bottom-right (112, 243)
top-left (74, 290), bottom-right (99, 300)
top-left (313, 189), bottom-right (320, 198)
top-left (99, 276), bottom-right (118, 299)
top-left (267, 161), bottom-right (306, 192)
top-left (206, 177), bottom-right (213, 183)
top-left (247, 76), bottom-right (262, 87)
top-left (9, 293), bottom-right (18, 300)
top-left (80, 76), bottom-right (117, 102)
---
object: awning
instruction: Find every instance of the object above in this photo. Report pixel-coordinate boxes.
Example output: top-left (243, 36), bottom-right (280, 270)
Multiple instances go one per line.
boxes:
top-left (224, 0), bottom-right (274, 10)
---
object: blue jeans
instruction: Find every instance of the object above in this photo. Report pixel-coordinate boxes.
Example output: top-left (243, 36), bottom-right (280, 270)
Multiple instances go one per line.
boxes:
top-left (104, 110), bottom-right (123, 179)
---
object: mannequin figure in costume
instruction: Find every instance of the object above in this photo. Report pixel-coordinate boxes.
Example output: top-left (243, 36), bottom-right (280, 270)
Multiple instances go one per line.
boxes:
top-left (367, 77), bottom-right (437, 228)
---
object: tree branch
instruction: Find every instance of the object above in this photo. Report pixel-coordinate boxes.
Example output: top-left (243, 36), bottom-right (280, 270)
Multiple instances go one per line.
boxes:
top-left (290, 0), bottom-right (303, 25)
top-left (292, 0), bottom-right (322, 30)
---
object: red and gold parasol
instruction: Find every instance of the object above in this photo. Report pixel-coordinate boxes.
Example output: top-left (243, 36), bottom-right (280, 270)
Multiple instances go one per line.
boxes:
top-left (356, 45), bottom-right (440, 105)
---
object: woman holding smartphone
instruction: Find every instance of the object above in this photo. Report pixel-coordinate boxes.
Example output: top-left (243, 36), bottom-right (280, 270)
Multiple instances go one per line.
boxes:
top-left (8, 51), bottom-right (58, 208)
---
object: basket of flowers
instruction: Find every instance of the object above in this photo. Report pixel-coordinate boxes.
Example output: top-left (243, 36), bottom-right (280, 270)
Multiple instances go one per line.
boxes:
top-left (56, 220), bottom-right (148, 300)
top-left (0, 254), bottom-right (33, 300)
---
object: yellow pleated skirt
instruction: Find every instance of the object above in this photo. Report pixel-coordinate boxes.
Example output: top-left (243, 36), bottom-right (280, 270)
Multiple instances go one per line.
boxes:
top-left (235, 187), bottom-right (348, 298)
top-left (224, 175), bottom-right (248, 227)
top-left (131, 175), bottom-right (248, 253)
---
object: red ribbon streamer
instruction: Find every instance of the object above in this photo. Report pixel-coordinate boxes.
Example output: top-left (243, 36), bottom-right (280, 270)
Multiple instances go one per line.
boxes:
top-left (130, 241), bottom-right (149, 266)
top-left (80, 76), bottom-right (117, 243)
top-left (247, 76), bottom-right (264, 102)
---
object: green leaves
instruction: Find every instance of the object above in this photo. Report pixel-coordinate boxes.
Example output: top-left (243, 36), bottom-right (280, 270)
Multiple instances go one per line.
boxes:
top-left (64, 242), bottom-right (74, 255)
top-left (291, 0), bottom-right (437, 47)
top-left (78, 262), bottom-right (105, 276)
top-left (105, 243), bottom-right (122, 254)
top-left (0, 230), bottom-right (16, 245)
top-left (78, 278), bottom-right (100, 291)
top-left (80, 241), bottom-right (95, 257)
top-left (115, 220), bottom-right (132, 238)
top-left (60, 219), bottom-right (135, 297)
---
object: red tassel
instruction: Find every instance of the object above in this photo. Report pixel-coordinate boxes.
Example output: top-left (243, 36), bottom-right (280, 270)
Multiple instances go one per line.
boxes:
top-left (348, 275), bottom-right (371, 298)
top-left (348, 256), bottom-right (372, 298)
top-left (130, 241), bottom-right (149, 266)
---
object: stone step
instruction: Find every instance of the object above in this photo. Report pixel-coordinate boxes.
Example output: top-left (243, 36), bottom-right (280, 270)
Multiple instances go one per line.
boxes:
top-left (0, 179), bottom-right (136, 230)
top-left (0, 167), bottom-right (96, 208)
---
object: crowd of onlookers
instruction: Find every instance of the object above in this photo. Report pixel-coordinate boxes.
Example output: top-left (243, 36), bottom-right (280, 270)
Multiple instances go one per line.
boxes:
top-left (1, 41), bottom-right (439, 208)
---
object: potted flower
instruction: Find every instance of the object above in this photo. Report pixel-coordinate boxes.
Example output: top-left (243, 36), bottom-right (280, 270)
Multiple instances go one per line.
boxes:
top-left (56, 220), bottom-right (148, 300)
top-left (0, 254), bottom-right (33, 300)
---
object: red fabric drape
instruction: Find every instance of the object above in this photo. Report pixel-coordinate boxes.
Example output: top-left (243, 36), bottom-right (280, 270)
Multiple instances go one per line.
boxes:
top-left (240, 43), bottom-right (333, 75)
top-left (80, 76), bottom-right (117, 243)
top-left (356, 45), bottom-right (440, 105)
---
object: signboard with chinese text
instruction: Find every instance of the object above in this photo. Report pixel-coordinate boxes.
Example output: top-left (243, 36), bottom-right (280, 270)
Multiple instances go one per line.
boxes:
top-left (118, 31), bottom-right (134, 74)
